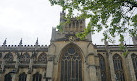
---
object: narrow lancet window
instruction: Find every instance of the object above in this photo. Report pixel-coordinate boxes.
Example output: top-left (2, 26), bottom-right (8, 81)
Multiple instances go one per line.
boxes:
top-left (33, 72), bottom-right (42, 81)
top-left (131, 54), bottom-right (137, 79)
top-left (98, 54), bottom-right (107, 81)
top-left (113, 54), bottom-right (125, 81)
top-left (19, 72), bottom-right (27, 81)
top-left (4, 73), bottom-right (12, 81)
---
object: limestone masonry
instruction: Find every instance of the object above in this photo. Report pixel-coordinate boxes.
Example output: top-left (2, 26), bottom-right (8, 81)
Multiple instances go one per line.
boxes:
top-left (0, 11), bottom-right (137, 81)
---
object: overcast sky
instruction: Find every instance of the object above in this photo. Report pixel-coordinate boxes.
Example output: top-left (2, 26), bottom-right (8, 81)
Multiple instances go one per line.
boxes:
top-left (0, 0), bottom-right (133, 45)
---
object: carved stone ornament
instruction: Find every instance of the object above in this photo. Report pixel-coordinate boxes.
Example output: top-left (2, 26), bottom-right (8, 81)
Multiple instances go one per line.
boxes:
top-left (69, 36), bottom-right (76, 42)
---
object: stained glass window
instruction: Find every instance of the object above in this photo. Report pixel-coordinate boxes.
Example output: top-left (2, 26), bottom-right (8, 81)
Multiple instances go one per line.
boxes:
top-left (98, 54), bottom-right (107, 81)
top-left (60, 45), bottom-right (82, 81)
top-left (131, 54), bottom-right (137, 79)
top-left (33, 72), bottom-right (42, 81)
top-left (113, 54), bottom-right (125, 81)
top-left (4, 53), bottom-right (13, 62)
top-left (19, 72), bottom-right (27, 81)
top-left (4, 73), bottom-right (12, 81)
top-left (38, 53), bottom-right (47, 63)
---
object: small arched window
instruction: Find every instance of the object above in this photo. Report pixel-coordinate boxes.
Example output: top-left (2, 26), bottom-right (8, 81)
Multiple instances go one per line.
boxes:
top-left (4, 73), bottom-right (12, 81)
top-left (33, 72), bottom-right (42, 81)
top-left (98, 54), bottom-right (107, 81)
top-left (113, 54), bottom-right (125, 81)
top-left (4, 53), bottom-right (13, 62)
top-left (19, 72), bottom-right (27, 81)
top-left (19, 53), bottom-right (30, 63)
top-left (131, 54), bottom-right (137, 79)
top-left (38, 53), bottom-right (47, 63)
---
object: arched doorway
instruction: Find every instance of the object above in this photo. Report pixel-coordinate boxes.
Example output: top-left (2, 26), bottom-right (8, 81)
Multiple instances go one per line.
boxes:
top-left (59, 43), bottom-right (83, 81)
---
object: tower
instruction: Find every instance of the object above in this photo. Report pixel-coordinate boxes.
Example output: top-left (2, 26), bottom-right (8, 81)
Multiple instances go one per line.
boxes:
top-left (51, 10), bottom-right (91, 42)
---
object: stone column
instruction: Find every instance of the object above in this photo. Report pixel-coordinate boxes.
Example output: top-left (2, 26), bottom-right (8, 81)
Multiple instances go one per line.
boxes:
top-left (108, 53), bottom-right (116, 81)
top-left (27, 74), bottom-right (32, 81)
top-left (87, 54), bottom-right (97, 81)
top-left (12, 74), bottom-right (16, 81)
top-left (27, 56), bottom-right (33, 81)
top-left (46, 56), bottom-right (54, 81)
top-left (126, 54), bottom-right (136, 81)
top-left (0, 74), bottom-right (1, 81)
top-left (78, 21), bottom-right (80, 31)
top-left (88, 65), bottom-right (97, 81)
top-left (1, 52), bottom-right (5, 72)
top-left (95, 56), bottom-right (101, 81)
top-left (75, 21), bottom-right (76, 32)
top-left (71, 21), bottom-right (73, 32)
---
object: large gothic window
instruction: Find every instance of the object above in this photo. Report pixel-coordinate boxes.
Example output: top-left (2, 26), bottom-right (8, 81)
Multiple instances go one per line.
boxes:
top-left (19, 53), bottom-right (30, 63)
top-left (4, 73), bottom-right (12, 81)
top-left (131, 54), bottom-right (137, 79)
top-left (98, 54), bottom-right (107, 81)
top-left (60, 44), bottom-right (83, 81)
top-left (19, 72), bottom-right (27, 81)
top-left (4, 53), bottom-right (13, 62)
top-left (33, 72), bottom-right (42, 81)
top-left (38, 53), bottom-right (47, 63)
top-left (113, 54), bottom-right (125, 81)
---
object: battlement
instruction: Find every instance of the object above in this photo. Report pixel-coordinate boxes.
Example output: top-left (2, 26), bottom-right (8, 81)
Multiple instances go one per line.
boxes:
top-left (60, 11), bottom-right (85, 33)
top-left (0, 38), bottom-right (48, 52)
top-left (0, 45), bottom-right (48, 52)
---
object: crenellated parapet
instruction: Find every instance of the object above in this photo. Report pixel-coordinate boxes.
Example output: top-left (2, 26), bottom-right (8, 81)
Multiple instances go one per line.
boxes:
top-left (0, 45), bottom-right (48, 52)
top-left (0, 43), bottom-right (50, 74)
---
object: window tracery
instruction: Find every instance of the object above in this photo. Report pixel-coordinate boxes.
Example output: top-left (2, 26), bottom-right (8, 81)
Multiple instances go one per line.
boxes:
top-left (113, 54), bottom-right (125, 81)
top-left (38, 53), bottom-right (47, 63)
top-left (19, 72), bottom-right (27, 81)
top-left (4, 53), bottom-right (13, 62)
top-left (4, 73), bottom-right (12, 81)
top-left (98, 54), bottom-right (107, 81)
top-left (33, 72), bottom-right (42, 81)
top-left (60, 44), bottom-right (83, 81)
top-left (131, 54), bottom-right (137, 79)
top-left (19, 53), bottom-right (30, 63)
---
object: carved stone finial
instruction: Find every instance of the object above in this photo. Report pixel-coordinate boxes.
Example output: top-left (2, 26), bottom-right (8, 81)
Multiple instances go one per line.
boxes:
top-left (3, 38), bottom-right (7, 46)
top-left (35, 37), bottom-right (38, 46)
top-left (104, 39), bottom-right (108, 46)
top-left (19, 38), bottom-right (22, 46)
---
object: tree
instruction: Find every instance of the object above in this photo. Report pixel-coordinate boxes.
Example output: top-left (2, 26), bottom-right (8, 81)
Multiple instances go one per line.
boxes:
top-left (49, 0), bottom-right (137, 44)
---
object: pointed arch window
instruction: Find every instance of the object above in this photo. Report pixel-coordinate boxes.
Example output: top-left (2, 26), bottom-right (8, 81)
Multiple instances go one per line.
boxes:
top-left (4, 73), bottom-right (12, 81)
top-left (19, 53), bottom-right (30, 63)
top-left (33, 72), bottom-right (42, 81)
top-left (113, 54), bottom-right (125, 81)
top-left (60, 44), bottom-right (83, 81)
top-left (4, 53), bottom-right (13, 62)
top-left (131, 54), bottom-right (137, 79)
top-left (19, 72), bottom-right (27, 81)
top-left (38, 53), bottom-right (47, 63)
top-left (98, 54), bottom-right (107, 81)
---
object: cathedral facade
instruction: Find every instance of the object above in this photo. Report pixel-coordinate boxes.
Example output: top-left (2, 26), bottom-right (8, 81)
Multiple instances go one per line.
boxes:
top-left (0, 11), bottom-right (137, 81)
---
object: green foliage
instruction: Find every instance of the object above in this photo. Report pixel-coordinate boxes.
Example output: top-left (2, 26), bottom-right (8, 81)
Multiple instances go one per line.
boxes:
top-left (49, 0), bottom-right (137, 45)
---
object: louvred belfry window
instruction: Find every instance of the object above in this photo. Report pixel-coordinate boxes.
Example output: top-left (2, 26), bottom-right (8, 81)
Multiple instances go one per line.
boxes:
top-left (60, 44), bottom-right (83, 81)
top-left (131, 54), bottom-right (137, 79)
top-left (113, 54), bottom-right (125, 81)
top-left (98, 54), bottom-right (107, 81)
